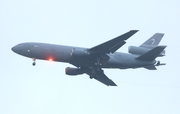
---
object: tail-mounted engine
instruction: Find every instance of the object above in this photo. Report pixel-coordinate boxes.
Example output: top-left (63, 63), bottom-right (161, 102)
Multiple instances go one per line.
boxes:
top-left (65, 67), bottom-right (85, 75)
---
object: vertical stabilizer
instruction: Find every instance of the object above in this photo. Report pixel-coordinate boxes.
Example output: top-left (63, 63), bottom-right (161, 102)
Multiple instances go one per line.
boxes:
top-left (140, 33), bottom-right (164, 48)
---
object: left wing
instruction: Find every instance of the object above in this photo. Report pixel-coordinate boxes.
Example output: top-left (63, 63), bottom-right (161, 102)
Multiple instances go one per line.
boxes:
top-left (88, 30), bottom-right (138, 54)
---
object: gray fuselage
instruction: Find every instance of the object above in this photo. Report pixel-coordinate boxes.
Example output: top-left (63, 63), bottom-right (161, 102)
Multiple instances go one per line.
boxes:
top-left (12, 42), bottom-right (156, 69)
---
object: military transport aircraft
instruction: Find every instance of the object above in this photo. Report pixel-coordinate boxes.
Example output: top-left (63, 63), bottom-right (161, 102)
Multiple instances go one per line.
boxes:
top-left (12, 30), bottom-right (166, 86)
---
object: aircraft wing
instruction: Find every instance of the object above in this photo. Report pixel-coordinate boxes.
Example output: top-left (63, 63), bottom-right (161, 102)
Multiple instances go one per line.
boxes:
top-left (86, 70), bottom-right (117, 86)
top-left (88, 30), bottom-right (138, 54)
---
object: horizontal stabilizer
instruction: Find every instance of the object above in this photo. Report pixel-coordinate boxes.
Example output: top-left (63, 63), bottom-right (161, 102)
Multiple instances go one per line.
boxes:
top-left (136, 46), bottom-right (167, 61)
top-left (88, 30), bottom-right (138, 54)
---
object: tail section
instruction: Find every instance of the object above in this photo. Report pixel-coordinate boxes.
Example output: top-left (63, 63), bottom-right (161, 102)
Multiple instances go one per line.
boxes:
top-left (136, 46), bottom-right (167, 61)
top-left (128, 33), bottom-right (165, 56)
top-left (140, 33), bottom-right (164, 48)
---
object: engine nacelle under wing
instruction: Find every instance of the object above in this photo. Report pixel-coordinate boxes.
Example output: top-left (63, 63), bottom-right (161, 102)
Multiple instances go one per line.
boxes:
top-left (128, 46), bottom-right (165, 57)
top-left (65, 67), bottom-right (85, 75)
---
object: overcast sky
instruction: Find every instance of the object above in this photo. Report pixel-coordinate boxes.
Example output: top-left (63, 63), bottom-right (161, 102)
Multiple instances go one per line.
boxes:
top-left (1, 0), bottom-right (180, 114)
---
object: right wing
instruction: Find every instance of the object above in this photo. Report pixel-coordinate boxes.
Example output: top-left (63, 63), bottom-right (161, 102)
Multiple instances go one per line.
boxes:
top-left (86, 69), bottom-right (117, 86)
top-left (93, 73), bottom-right (117, 86)
top-left (88, 30), bottom-right (138, 54)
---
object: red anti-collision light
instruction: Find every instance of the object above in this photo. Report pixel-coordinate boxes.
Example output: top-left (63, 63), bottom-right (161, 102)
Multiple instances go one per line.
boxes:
top-left (48, 57), bottom-right (53, 62)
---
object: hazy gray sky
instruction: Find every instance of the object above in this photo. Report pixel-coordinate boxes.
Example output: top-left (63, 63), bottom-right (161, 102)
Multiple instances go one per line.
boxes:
top-left (1, 0), bottom-right (180, 114)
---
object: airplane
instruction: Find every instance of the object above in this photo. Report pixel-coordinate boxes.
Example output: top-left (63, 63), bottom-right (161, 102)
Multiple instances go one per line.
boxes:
top-left (11, 30), bottom-right (167, 86)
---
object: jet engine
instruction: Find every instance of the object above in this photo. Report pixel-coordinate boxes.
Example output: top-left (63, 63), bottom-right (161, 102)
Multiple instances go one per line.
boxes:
top-left (71, 48), bottom-right (90, 58)
top-left (128, 46), bottom-right (165, 57)
top-left (65, 67), bottom-right (85, 75)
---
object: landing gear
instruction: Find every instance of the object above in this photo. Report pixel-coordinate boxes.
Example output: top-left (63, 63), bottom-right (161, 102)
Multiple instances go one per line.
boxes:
top-left (94, 57), bottom-right (103, 71)
top-left (90, 75), bottom-right (93, 79)
top-left (89, 67), bottom-right (104, 79)
top-left (95, 57), bottom-right (102, 66)
top-left (32, 58), bottom-right (36, 66)
top-left (32, 62), bottom-right (36, 66)
top-left (86, 57), bottom-right (106, 79)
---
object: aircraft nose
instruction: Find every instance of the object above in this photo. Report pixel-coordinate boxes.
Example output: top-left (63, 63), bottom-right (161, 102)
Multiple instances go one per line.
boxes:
top-left (11, 46), bottom-right (15, 52)
top-left (11, 44), bottom-right (22, 54)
